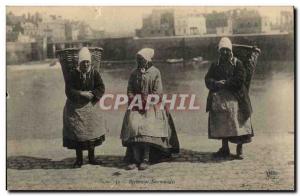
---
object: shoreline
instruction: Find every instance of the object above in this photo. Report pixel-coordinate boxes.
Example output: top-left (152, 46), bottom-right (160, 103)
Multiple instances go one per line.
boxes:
top-left (7, 133), bottom-right (294, 190)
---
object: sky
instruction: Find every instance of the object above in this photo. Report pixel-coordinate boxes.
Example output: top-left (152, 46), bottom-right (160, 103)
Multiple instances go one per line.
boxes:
top-left (6, 6), bottom-right (293, 36)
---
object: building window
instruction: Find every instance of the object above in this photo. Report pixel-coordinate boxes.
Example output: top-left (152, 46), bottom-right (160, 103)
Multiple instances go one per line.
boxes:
top-left (190, 27), bottom-right (198, 35)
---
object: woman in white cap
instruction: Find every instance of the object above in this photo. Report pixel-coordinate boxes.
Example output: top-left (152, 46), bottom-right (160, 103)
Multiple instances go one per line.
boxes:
top-left (121, 48), bottom-right (179, 170)
top-left (205, 37), bottom-right (253, 159)
top-left (63, 47), bottom-right (106, 168)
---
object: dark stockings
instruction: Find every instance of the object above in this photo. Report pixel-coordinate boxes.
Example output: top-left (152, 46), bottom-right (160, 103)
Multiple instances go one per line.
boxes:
top-left (236, 144), bottom-right (243, 156)
top-left (222, 139), bottom-right (229, 151)
top-left (88, 147), bottom-right (95, 162)
top-left (73, 149), bottom-right (83, 168)
top-left (73, 147), bottom-right (102, 168)
top-left (88, 147), bottom-right (102, 165)
top-left (132, 144), bottom-right (150, 164)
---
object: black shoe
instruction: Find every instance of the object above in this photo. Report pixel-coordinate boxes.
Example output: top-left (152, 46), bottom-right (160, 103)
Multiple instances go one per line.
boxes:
top-left (73, 160), bottom-right (83, 168)
top-left (234, 154), bottom-right (244, 160)
top-left (89, 159), bottom-right (103, 165)
top-left (126, 163), bottom-right (137, 170)
top-left (138, 162), bottom-right (149, 170)
top-left (213, 147), bottom-right (230, 158)
top-left (235, 144), bottom-right (243, 160)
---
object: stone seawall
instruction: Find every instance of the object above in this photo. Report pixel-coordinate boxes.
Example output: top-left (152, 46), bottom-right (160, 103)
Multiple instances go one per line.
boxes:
top-left (6, 33), bottom-right (294, 65)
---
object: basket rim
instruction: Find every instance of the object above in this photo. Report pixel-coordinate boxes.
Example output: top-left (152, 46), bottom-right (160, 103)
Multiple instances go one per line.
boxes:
top-left (232, 44), bottom-right (261, 53)
top-left (56, 47), bottom-right (103, 55)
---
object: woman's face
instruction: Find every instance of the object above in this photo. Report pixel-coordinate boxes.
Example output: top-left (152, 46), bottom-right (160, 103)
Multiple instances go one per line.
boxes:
top-left (219, 47), bottom-right (232, 61)
top-left (137, 55), bottom-right (147, 73)
top-left (137, 55), bottom-right (147, 68)
top-left (79, 60), bottom-right (90, 73)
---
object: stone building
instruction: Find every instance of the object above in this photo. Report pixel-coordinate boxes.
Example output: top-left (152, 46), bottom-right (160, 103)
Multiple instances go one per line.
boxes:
top-left (174, 11), bottom-right (206, 36)
top-left (280, 11), bottom-right (293, 32)
top-left (136, 9), bottom-right (175, 37)
top-left (232, 9), bottom-right (271, 34)
top-left (37, 15), bottom-right (66, 42)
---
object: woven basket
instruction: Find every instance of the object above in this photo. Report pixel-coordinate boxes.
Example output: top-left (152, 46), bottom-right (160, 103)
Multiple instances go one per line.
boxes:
top-left (232, 44), bottom-right (261, 64)
top-left (56, 47), bottom-right (103, 82)
top-left (232, 44), bottom-right (261, 90)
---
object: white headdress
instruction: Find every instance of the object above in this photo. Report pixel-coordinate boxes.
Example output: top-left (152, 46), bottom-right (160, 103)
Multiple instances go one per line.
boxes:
top-left (137, 48), bottom-right (155, 62)
top-left (77, 47), bottom-right (92, 74)
top-left (78, 47), bottom-right (91, 65)
top-left (218, 37), bottom-right (232, 51)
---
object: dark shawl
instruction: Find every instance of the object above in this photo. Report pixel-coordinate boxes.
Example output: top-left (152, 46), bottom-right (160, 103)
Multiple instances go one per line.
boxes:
top-left (205, 58), bottom-right (252, 121)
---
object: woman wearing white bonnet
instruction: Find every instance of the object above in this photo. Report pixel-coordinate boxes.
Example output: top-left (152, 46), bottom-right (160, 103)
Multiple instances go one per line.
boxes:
top-left (120, 48), bottom-right (180, 170)
top-left (63, 47), bottom-right (106, 168)
top-left (205, 37), bottom-right (254, 159)
top-left (218, 37), bottom-right (233, 51)
top-left (136, 48), bottom-right (154, 73)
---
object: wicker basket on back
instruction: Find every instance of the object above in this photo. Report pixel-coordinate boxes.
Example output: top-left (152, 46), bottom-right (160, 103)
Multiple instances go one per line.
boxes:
top-left (232, 44), bottom-right (261, 91)
top-left (56, 47), bottom-right (103, 83)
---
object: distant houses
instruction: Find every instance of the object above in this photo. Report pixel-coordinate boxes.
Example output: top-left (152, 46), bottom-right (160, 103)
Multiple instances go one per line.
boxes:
top-left (135, 8), bottom-right (293, 38)
top-left (174, 10), bottom-right (207, 36)
top-left (6, 12), bottom-right (106, 43)
top-left (205, 11), bottom-right (229, 35)
top-left (136, 9), bottom-right (207, 37)
top-left (136, 9), bottom-right (176, 37)
top-left (279, 11), bottom-right (293, 33)
top-left (7, 8), bottom-right (293, 43)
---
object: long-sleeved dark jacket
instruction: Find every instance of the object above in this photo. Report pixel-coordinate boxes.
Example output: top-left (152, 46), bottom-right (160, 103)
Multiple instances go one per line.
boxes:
top-left (205, 57), bottom-right (252, 120)
top-left (65, 69), bottom-right (105, 105)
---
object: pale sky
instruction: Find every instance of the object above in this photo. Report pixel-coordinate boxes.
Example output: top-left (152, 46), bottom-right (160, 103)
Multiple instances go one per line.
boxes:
top-left (7, 6), bottom-right (293, 36)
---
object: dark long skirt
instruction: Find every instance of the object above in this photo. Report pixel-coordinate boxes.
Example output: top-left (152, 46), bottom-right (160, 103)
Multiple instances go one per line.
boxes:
top-left (208, 90), bottom-right (253, 144)
top-left (63, 99), bottom-right (106, 150)
top-left (122, 112), bottom-right (180, 163)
